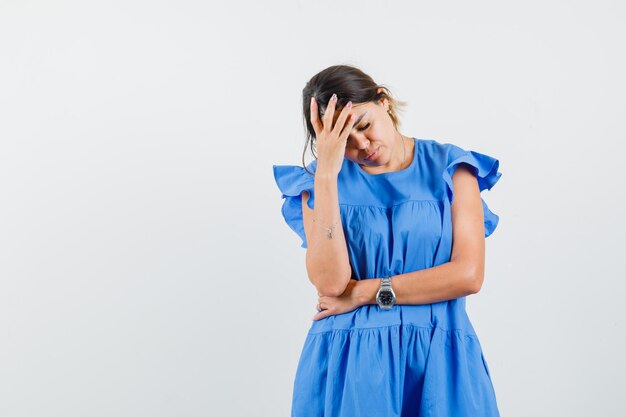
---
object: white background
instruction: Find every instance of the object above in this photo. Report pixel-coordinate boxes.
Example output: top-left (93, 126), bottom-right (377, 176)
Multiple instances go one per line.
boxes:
top-left (1, 1), bottom-right (625, 416)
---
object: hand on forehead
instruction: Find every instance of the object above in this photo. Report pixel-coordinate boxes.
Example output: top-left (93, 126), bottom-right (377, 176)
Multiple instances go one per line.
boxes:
top-left (328, 102), bottom-right (366, 125)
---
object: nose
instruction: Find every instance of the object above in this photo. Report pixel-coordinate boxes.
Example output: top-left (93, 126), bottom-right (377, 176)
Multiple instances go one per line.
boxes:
top-left (350, 134), bottom-right (370, 150)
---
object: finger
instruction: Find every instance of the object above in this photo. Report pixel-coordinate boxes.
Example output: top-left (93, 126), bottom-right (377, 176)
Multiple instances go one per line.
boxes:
top-left (339, 110), bottom-right (357, 142)
top-left (333, 101), bottom-right (354, 140)
top-left (329, 101), bottom-right (350, 136)
top-left (309, 97), bottom-right (322, 137)
top-left (312, 310), bottom-right (331, 321)
top-left (322, 93), bottom-right (338, 133)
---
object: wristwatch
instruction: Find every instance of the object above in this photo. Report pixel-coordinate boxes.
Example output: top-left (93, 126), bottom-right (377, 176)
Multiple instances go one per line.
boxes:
top-left (376, 277), bottom-right (396, 310)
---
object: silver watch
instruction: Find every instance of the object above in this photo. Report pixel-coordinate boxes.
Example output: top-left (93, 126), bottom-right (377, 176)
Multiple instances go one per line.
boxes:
top-left (376, 277), bottom-right (396, 310)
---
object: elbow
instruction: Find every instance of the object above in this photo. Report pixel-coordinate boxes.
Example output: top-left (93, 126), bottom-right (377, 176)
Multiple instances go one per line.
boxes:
top-left (468, 275), bottom-right (484, 294)
top-left (317, 284), bottom-right (347, 297)
top-left (458, 262), bottom-right (484, 295)
top-left (308, 267), bottom-right (352, 297)
top-left (305, 250), bottom-right (353, 297)
top-left (468, 269), bottom-right (485, 294)
top-left (316, 273), bottom-right (352, 297)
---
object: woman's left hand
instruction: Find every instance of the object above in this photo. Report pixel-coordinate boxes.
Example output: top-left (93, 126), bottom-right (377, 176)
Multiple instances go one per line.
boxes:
top-left (312, 279), bottom-right (362, 321)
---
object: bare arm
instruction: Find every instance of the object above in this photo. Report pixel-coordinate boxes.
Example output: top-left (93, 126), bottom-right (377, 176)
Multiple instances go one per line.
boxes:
top-left (354, 164), bottom-right (486, 305)
top-left (354, 261), bottom-right (474, 306)
top-left (301, 172), bottom-right (352, 297)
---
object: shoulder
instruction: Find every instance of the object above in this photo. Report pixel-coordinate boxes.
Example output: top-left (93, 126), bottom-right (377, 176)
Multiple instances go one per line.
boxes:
top-left (419, 138), bottom-right (498, 177)
top-left (412, 138), bottom-right (469, 183)
top-left (271, 159), bottom-right (319, 249)
top-left (418, 138), bottom-right (467, 163)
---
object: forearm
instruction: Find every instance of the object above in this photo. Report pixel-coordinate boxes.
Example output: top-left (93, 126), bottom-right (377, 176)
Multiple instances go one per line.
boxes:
top-left (305, 172), bottom-right (351, 296)
top-left (355, 261), bottom-right (477, 306)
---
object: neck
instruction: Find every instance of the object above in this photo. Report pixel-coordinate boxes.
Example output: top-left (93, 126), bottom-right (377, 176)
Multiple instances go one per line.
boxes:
top-left (395, 133), bottom-right (407, 169)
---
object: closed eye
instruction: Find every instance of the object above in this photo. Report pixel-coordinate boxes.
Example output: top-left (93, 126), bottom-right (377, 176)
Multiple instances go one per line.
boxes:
top-left (357, 123), bottom-right (370, 132)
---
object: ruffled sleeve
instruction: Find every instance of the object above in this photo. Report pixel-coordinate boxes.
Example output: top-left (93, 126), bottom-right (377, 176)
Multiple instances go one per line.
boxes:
top-left (442, 144), bottom-right (502, 237)
top-left (272, 163), bottom-right (316, 248)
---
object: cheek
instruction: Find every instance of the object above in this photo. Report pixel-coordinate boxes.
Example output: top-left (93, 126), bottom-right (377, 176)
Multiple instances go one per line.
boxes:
top-left (370, 122), bottom-right (387, 136)
top-left (344, 149), bottom-right (359, 161)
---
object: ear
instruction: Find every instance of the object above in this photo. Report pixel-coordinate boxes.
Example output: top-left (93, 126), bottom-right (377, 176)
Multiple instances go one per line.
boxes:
top-left (376, 87), bottom-right (389, 111)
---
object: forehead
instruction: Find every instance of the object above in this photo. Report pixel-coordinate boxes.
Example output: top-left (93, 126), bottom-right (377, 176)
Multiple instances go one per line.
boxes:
top-left (329, 102), bottom-right (372, 124)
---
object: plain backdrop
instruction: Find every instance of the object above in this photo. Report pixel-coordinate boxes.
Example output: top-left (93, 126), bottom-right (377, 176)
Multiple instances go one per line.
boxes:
top-left (1, 1), bottom-right (625, 416)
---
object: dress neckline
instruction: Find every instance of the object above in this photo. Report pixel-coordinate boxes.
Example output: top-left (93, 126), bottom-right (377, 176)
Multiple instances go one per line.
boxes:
top-left (354, 137), bottom-right (418, 177)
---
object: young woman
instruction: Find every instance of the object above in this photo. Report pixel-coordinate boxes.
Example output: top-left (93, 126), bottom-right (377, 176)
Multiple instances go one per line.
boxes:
top-left (272, 64), bottom-right (502, 417)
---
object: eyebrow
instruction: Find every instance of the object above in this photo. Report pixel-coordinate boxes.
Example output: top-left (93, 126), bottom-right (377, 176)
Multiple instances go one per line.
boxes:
top-left (353, 110), bottom-right (368, 127)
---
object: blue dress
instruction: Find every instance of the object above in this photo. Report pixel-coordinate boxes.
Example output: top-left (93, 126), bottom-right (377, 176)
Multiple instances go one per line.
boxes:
top-left (272, 137), bottom-right (502, 417)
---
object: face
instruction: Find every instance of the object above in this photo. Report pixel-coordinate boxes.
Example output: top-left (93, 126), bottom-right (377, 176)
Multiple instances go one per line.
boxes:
top-left (330, 96), bottom-right (400, 169)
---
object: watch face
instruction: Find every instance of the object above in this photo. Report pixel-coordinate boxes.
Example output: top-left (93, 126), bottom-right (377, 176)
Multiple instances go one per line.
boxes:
top-left (377, 290), bottom-right (394, 305)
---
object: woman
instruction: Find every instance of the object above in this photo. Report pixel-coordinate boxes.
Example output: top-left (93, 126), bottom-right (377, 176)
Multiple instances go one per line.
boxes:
top-left (272, 65), bottom-right (502, 417)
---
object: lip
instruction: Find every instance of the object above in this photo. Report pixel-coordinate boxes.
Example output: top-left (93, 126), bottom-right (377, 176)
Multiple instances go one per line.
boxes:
top-left (365, 147), bottom-right (380, 161)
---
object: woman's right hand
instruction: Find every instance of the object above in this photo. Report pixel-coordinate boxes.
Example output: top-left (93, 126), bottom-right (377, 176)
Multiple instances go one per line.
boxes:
top-left (310, 93), bottom-right (356, 177)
